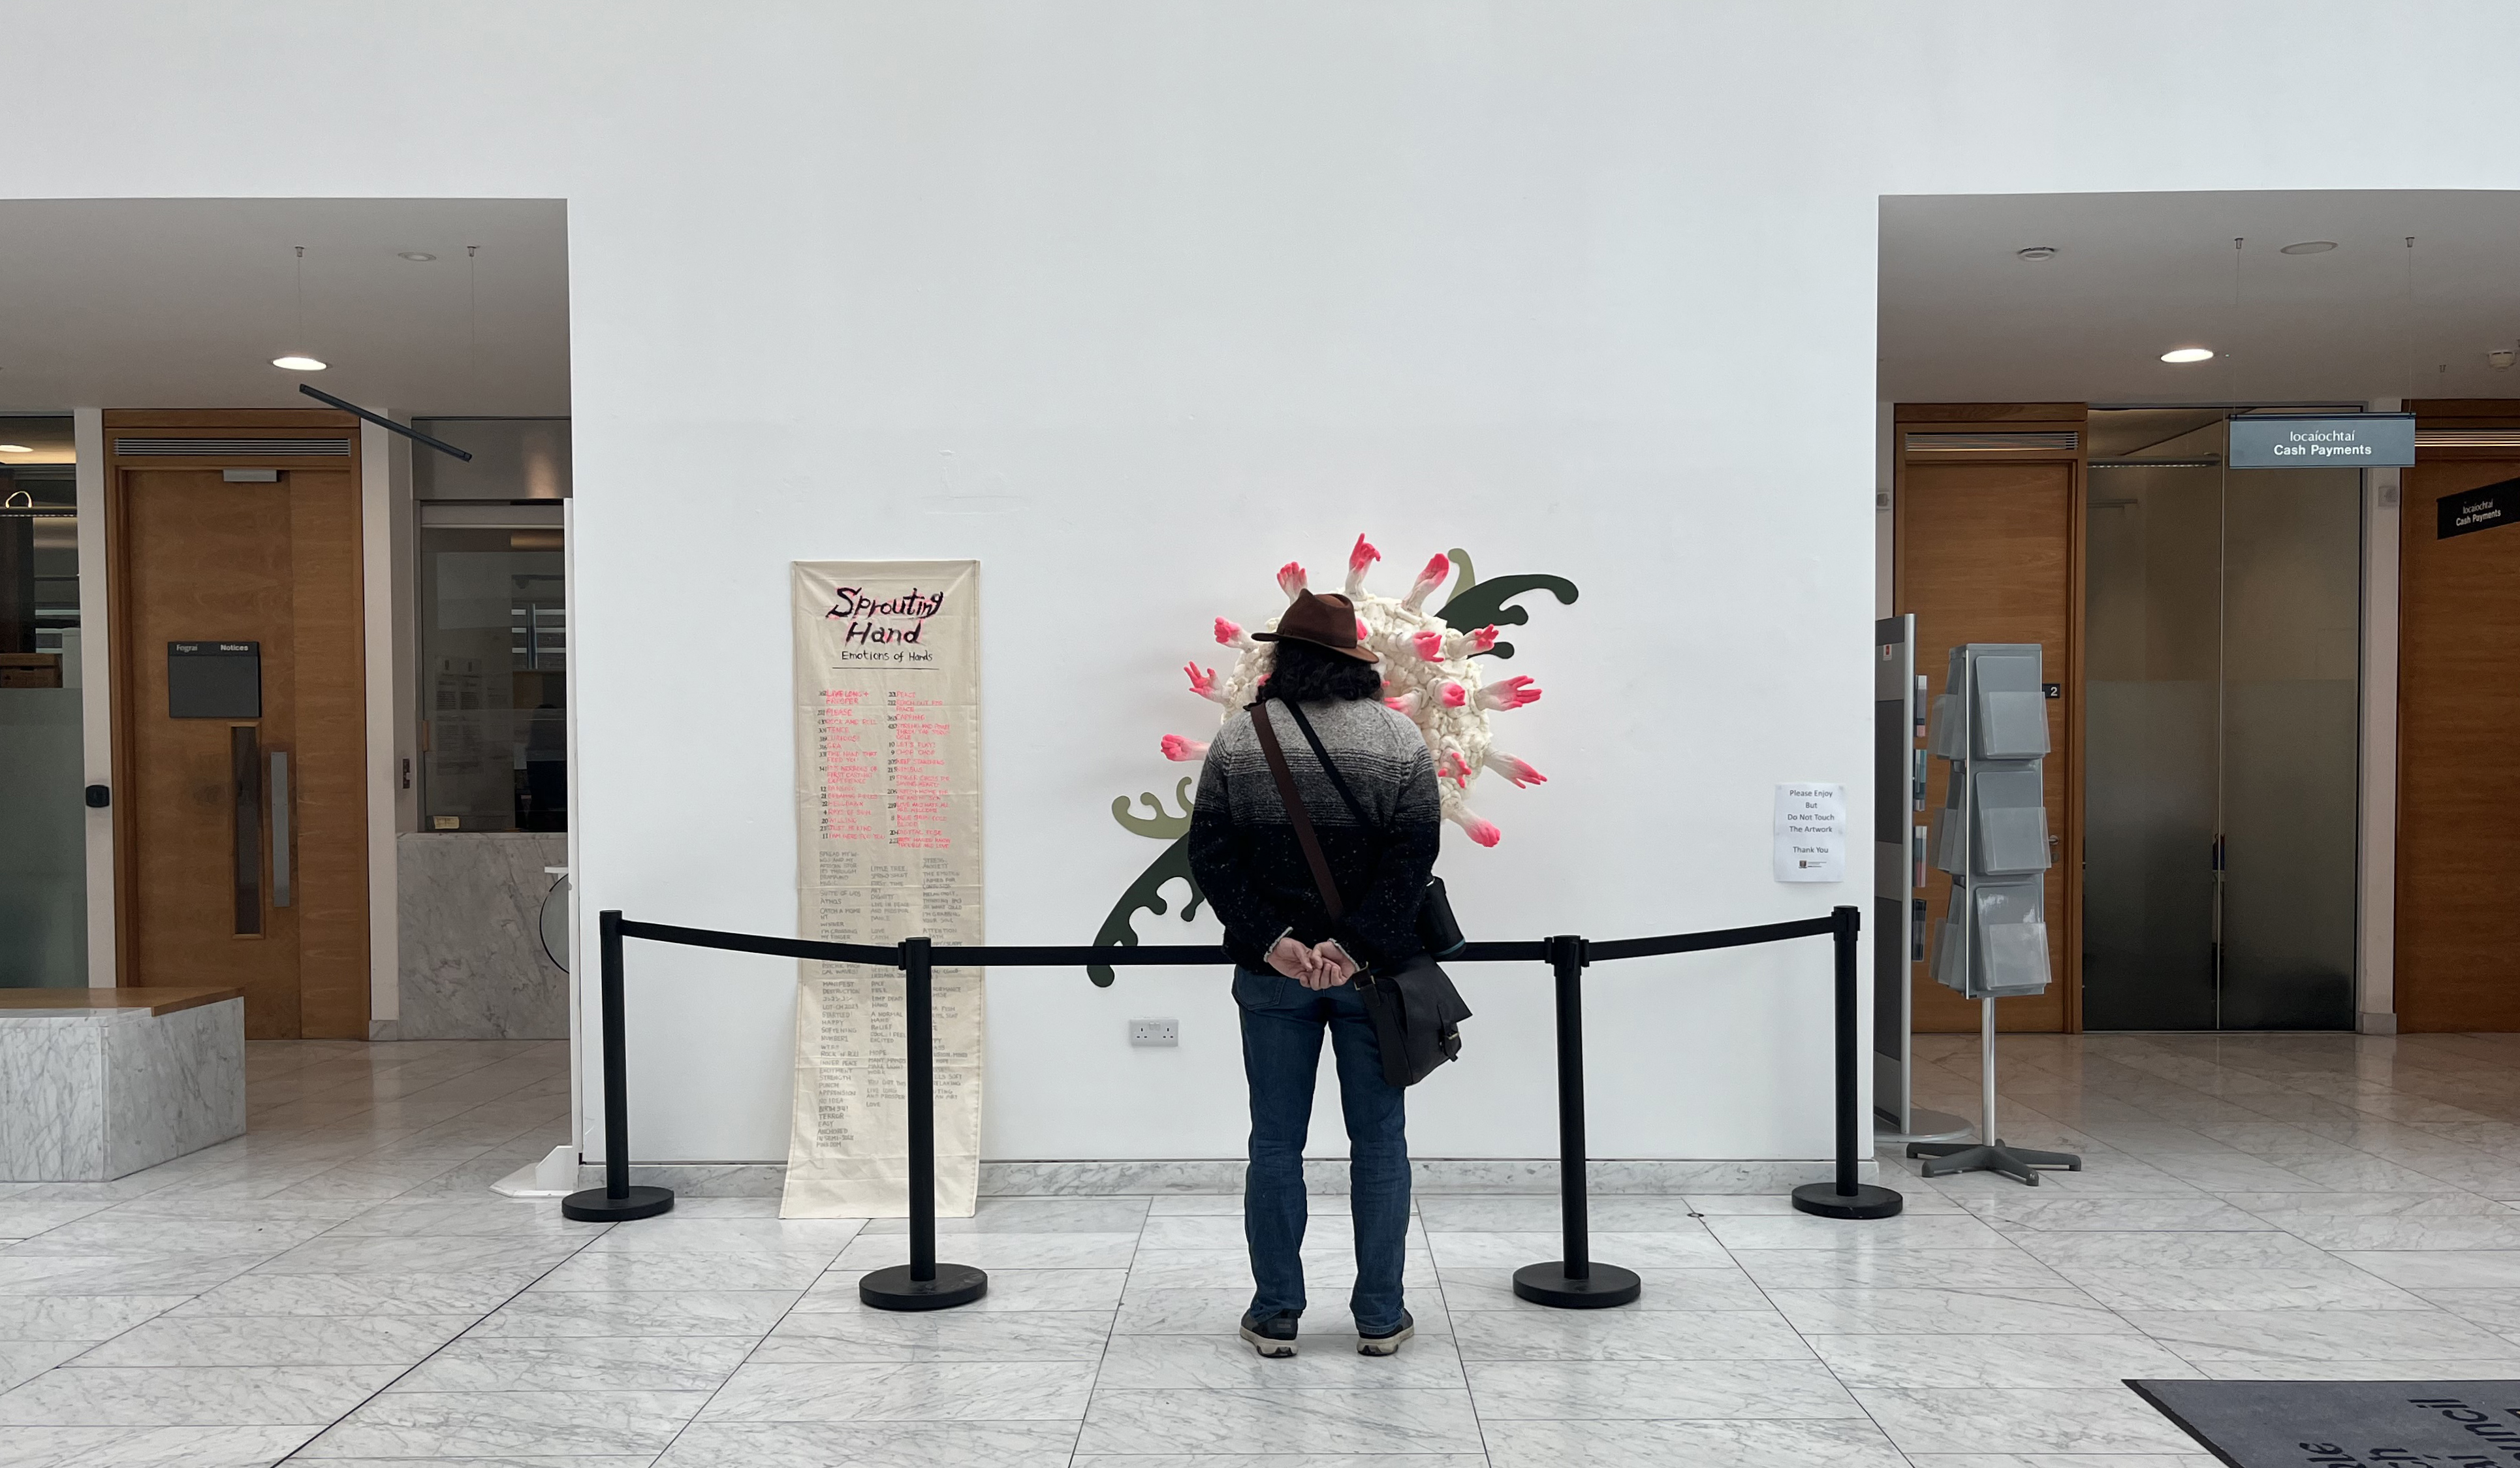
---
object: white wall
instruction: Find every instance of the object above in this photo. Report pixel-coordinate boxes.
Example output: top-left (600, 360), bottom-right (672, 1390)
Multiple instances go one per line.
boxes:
top-left (8, 3), bottom-right (2517, 1164)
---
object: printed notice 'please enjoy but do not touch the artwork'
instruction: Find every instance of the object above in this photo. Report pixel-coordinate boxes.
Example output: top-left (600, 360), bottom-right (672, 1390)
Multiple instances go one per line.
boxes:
top-left (784, 561), bottom-right (983, 1219)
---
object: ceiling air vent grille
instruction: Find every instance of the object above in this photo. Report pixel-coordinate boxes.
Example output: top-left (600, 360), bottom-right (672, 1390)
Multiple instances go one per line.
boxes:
top-left (2415, 427), bottom-right (2520, 449)
top-left (1905, 430), bottom-right (2079, 455)
top-left (114, 438), bottom-right (352, 458)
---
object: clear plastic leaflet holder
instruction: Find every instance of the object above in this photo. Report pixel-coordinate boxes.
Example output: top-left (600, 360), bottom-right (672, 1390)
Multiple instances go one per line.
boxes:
top-left (1908, 643), bottom-right (2083, 1186)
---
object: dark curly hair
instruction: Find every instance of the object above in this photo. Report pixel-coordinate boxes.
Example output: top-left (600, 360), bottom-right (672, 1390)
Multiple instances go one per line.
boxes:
top-left (1258, 637), bottom-right (1385, 704)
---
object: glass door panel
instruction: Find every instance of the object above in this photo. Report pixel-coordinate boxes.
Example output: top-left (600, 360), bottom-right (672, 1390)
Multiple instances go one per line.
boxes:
top-left (0, 417), bottom-right (86, 988)
top-left (2219, 466), bottom-right (2359, 1029)
top-left (2081, 410), bottom-right (2359, 1030)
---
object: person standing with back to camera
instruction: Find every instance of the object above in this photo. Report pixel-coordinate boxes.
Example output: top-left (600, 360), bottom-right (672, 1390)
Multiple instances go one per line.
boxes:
top-left (1187, 588), bottom-right (1442, 1359)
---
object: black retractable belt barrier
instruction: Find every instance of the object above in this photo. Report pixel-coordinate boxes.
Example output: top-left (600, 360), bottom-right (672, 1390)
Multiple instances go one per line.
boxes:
top-left (575, 902), bottom-right (1896, 1307)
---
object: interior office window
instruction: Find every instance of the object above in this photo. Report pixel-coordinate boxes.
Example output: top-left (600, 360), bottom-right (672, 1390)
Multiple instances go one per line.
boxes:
top-left (0, 416), bottom-right (87, 987)
top-left (417, 506), bottom-right (566, 832)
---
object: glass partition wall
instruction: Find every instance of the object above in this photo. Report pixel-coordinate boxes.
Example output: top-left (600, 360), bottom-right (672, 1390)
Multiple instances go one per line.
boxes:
top-left (0, 416), bottom-right (86, 987)
top-left (413, 419), bottom-right (571, 835)
top-left (2083, 409), bottom-right (2360, 1030)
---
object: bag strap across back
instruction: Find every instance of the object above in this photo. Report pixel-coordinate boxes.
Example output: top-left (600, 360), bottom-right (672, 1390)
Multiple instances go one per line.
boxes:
top-left (1282, 701), bottom-right (1380, 833)
top-left (1249, 701), bottom-right (1345, 921)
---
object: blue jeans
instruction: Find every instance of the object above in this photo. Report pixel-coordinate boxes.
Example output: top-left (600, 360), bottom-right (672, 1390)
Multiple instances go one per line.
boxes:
top-left (1233, 966), bottom-right (1410, 1334)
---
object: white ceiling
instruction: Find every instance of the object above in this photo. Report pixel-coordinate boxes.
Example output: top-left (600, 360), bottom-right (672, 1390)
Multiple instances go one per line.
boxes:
top-left (0, 199), bottom-right (568, 417)
top-left (1881, 190), bottom-right (2520, 406)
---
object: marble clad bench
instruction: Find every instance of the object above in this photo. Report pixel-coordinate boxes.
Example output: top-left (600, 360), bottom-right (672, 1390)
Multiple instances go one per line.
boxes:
top-left (0, 987), bottom-right (247, 1182)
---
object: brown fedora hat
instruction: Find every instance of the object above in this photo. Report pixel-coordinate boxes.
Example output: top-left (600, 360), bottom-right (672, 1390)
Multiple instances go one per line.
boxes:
top-left (1252, 589), bottom-right (1379, 663)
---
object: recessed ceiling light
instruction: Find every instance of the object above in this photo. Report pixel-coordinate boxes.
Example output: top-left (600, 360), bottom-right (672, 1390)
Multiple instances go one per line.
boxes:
top-left (2279, 240), bottom-right (2339, 255)
top-left (398, 251), bottom-right (437, 262)
top-left (272, 355), bottom-right (328, 371)
top-left (2160, 347), bottom-right (2216, 364)
top-left (0, 444), bottom-right (29, 454)
top-left (2016, 246), bottom-right (2058, 261)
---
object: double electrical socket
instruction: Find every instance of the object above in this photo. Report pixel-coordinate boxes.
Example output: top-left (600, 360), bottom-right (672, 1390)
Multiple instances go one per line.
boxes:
top-left (1128, 1017), bottom-right (1178, 1047)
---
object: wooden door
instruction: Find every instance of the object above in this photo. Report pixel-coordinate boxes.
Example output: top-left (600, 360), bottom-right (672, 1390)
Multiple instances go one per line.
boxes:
top-left (2397, 404), bottom-right (2520, 1031)
top-left (110, 413), bottom-right (368, 1039)
top-left (1895, 409), bottom-right (2084, 1033)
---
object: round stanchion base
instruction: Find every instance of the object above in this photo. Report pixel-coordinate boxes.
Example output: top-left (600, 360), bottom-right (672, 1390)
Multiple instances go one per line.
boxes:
top-left (560, 1185), bottom-right (675, 1222)
top-left (1512, 1261), bottom-right (1641, 1309)
top-left (859, 1262), bottom-right (988, 1311)
top-left (1789, 1181), bottom-right (1905, 1220)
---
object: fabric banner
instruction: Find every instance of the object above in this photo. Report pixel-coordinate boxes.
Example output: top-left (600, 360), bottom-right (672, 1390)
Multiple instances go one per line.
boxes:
top-left (783, 560), bottom-right (983, 1219)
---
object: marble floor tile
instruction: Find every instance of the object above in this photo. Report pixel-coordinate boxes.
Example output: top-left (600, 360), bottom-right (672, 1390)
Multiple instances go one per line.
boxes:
top-left (0, 1253), bottom-right (265, 1296)
top-left (0, 1339), bottom-right (86, 1393)
top-left (655, 1419), bottom-right (1082, 1467)
top-left (1959, 1195), bottom-right (2271, 1233)
top-left (1468, 1356), bottom-right (1862, 1420)
top-left (0, 1202), bottom-right (116, 1238)
top-left (72, 1313), bottom-right (475, 1367)
top-left (467, 1288), bottom-right (800, 1337)
top-left (1073, 1457), bottom-right (1485, 1468)
top-left (1807, 1331), bottom-right (2195, 1388)
top-left (860, 1196), bottom-right (1151, 1234)
top-left (1703, 1213), bottom-right (2019, 1251)
top-left (582, 1216), bottom-right (862, 1254)
top-left (2274, 1215), bottom-right (2520, 1251)
top-left (2331, 1249), bottom-right (2520, 1288)
top-left (1904, 1458), bottom-right (2216, 1468)
top-left (1450, 1305), bottom-right (1810, 1362)
top-left (2007, 1229), bottom-right (2337, 1269)
top-left (833, 1230), bottom-right (1142, 1271)
top-left (1076, 1386), bottom-right (1483, 1455)
top-left (2227, 1190), bottom-right (2517, 1217)
top-left (1417, 1195), bottom-right (1717, 1230)
top-left (1728, 1247), bottom-right (2071, 1290)
top-left (250, 1232), bottom-right (589, 1276)
top-left (753, 1308), bottom-right (1114, 1362)
top-left (315, 1199), bottom-right (614, 1237)
top-left (1764, 1286), bottom-right (2136, 1335)
top-left (0, 1293), bottom-right (189, 1341)
top-left (2066, 1264), bottom-right (2430, 1312)
top-left (529, 1248), bottom-right (832, 1293)
top-left (1436, 1262), bottom-right (1773, 1313)
top-left (393, 1333), bottom-right (756, 1392)
top-left (1852, 1386), bottom-right (2216, 1454)
top-left (0, 1216), bottom-right (335, 1258)
top-left (1139, 1213), bottom-right (1430, 1250)
top-left (2190, 1355), bottom-right (2520, 1379)
top-left (168, 1269), bottom-right (537, 1316)
top-left (1425, 1229), bottom-right (1728, 1270)
top-left (0, 1422), bottom-right (324, 1468)
top-left (298, 1388), bottom-right (706, 1458)
top-left (1479, 1415), bottom-right (1907, 1468)
top-left (0, 1363), bottom-right (402, 1427)
top-left (2122, 1305), bottom-right (2513, 1360)
top-left (699, 1360), bottom-right (1097, 1422)
top-left (792, 1264), bottom-right (1126, 1314)
top-left (1095, 1331), bottom-right (1469, 1388)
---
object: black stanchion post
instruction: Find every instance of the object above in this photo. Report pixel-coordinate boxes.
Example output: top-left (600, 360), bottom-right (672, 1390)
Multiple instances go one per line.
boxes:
top-left (1792, 904), bottom-right (1904, 1220)
top-left (562, 909), bottom-right (675, 1222)
top-left (860, 936), bottom-right (988, 1310)
top-left (1513, 934), bottom-right (1641, 1309)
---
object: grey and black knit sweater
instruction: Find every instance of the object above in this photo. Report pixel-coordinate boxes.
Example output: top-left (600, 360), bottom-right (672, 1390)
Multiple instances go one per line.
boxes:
top-left (1186, 697), bottom-right (1442, 972)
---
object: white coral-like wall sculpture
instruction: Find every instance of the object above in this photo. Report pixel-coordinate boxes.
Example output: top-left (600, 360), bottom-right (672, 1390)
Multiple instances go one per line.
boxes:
top-left (1164, 535), bottom-right (1545, 846)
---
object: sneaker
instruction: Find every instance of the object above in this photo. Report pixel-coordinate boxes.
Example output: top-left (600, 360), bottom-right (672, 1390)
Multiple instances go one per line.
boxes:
top-left (1357, 1311), bottom-right (1415, 1356)
top-left (1239, 1309), bottom-right (1300, 1358)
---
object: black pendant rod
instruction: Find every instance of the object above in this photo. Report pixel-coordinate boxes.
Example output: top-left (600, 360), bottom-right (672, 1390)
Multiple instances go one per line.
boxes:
top-left (297, 384), bottom-right (474, 462)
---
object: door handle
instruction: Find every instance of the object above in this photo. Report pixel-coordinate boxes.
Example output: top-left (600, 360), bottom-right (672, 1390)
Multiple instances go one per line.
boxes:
top-left (270, 750), bottom-right (292, 909)
top-left (232, 726), bottom-right (262, 935)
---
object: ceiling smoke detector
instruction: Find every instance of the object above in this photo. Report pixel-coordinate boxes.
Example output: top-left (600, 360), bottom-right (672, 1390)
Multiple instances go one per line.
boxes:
top-left (2280, 241), bottom-right (2339, 255)
top-left (2160, 347), bottom-right (2216, 364)
top-left (2016, 246), bottom-right (2058, 261)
